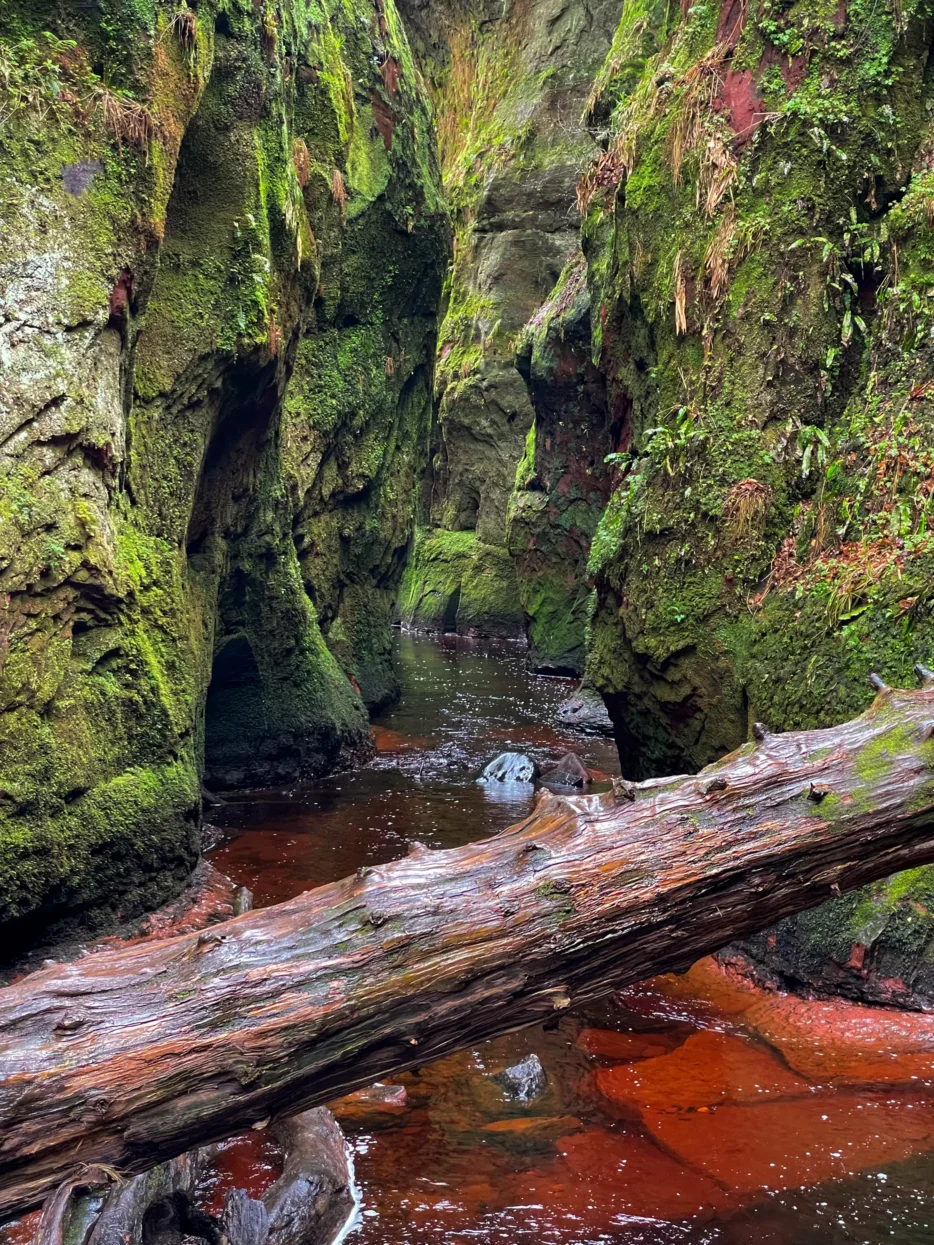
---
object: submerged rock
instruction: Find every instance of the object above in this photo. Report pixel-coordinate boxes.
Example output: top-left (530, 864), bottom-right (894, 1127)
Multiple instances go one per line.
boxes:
top-left (493, 1053), bottom-right (548, 1102)
top-left (540, 752), bottom-right (590, 788)
top-left (480, 752), bottom-right (539, 783)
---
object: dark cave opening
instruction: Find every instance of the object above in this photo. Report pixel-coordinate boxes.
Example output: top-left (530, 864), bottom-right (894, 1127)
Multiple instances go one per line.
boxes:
top-left (203, 635), bottom-right (267, 789)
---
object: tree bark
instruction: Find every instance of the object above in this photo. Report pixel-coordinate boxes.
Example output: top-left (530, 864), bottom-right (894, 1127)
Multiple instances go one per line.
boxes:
top-left (4, 678), bottom-right (934, 1219)
top-left (34, 1152), bottom-right (212, 1245)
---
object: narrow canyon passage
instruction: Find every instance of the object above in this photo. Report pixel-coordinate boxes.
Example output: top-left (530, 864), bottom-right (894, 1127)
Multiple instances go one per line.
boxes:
top-left (174, 637), bottom-right (934, 1243)
top-left (7, 0), bottom-right (934, 1239)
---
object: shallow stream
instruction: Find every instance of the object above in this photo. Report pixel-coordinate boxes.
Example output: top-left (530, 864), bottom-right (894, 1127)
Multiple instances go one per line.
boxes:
top-left (201, 633), bottom-right (934, 1245)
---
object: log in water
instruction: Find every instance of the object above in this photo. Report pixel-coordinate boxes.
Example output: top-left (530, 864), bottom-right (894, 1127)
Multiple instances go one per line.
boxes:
top-left (3, 676), bottom-right (934, 1218)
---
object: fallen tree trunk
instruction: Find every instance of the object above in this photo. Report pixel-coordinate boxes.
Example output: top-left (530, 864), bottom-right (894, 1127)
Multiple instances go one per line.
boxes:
top-left (4, 677), bottom-right (934, 1218)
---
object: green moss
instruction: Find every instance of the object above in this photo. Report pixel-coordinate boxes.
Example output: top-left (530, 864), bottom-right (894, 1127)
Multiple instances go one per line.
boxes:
top-left (0, 0), bottom-right (447, 945)
top-left (536, 879), bottom-right (576, 920)
top-left (399, 527), bottom-right (523, 636)
top-left (583, 0), bottom-right (934, 772)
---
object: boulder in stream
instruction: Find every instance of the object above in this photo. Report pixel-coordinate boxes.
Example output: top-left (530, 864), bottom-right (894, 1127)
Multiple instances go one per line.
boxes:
top-left (556, 689), bottom-right (615, 737)
top-left (540, 752), bottom-right (590, 788)
top-left (479, 753), bottom-right (539, 783)
top-left (493, 1054), bottom-right (548, 1102)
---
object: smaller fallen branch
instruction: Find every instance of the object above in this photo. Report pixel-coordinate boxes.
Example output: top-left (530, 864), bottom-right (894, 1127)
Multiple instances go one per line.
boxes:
top-left (31, 1109), bottom-right (355, 1245)
top-left (264, 1110), bottom-right (356, 1245)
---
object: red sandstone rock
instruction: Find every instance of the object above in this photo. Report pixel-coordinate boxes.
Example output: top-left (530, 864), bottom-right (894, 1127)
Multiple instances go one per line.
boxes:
top-left (641, 955), bottom-right (934, 1089)
top-left (575, 1027), bottom-right (677, 1061)
top-left (330, 1082), bottom-right (408, 1126)
top-left (594, 1029), bottom-right (808, 1112)
top-left (515, 1127), bottom-right (730, 1222)
top-left (642, 1094), bottom-right (934, 1195)
top-left (744, 995), bottom-right (934, 1088)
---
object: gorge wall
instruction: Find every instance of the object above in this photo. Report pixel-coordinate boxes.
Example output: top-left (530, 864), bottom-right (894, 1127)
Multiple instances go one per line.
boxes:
top-left (580, 0), bottom-right (934, 1002)
top-left (396, 0), bottom-right (621, 671)
top-left (0, 0), bottom-right (446, 951)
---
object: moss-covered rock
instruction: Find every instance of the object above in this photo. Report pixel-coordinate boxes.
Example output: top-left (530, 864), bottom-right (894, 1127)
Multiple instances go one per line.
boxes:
top-left (580, 0), bottom-right (934, 765)
top-left (730, 868), bottom-right (934, 1010)
top-left (0, 0), bottom-right (446, 951)
top-left (579, 0), bottom-right (934, 995)
top-left (509, 250), bottom-right (617, 673)
top-left (398, 0), bottom-right (619, 640)
top-left (398, 526), bottom-right (523, 636)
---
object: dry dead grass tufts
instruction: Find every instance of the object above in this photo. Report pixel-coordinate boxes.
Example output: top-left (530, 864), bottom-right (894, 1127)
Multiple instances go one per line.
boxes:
top-left (93, 85), bottom-right (155, 150)
top-left (667, 46), bottom-right (738, 216)
top-left (292, 137), bottom-right (310, 187)
top-left (699, 131), bottom-right (736, 216)
top-left (267, 316), bottom-right (282, 356)
top-left (704, 207), bottom-right (735, 298)
top-left (331, 166), bottom-right (347, 220)
top-left (668, 46), bottom-right (725, 181)
top-left (169, 8), bottom-right (198, 49)
top-left (597, 43), bottom-right (736, 221)
top-left (724, 478), bottom-right (770, 535)
top-left (673, 251), bottom-right (688, 335)
top-left (576, 148), bottom-right (626, 215)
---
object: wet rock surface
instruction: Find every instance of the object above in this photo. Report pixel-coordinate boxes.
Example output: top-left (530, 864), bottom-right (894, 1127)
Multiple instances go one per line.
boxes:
top-left (479, 752), bottom-right (539, 783)
top-left (492, 1054), bottom-right (548, 1103)
top-left (539, 751), bottom-right (590, 788)
top-left (398, 0), bottom-right (618, 645)
top-left (555, 689), bottom-right (615, 737)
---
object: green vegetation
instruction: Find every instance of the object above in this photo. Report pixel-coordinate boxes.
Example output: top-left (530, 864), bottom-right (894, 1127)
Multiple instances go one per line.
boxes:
top-left (399, 527), bottom-right (523, 636)
top-left (0, 0), bottom-right (446, 944)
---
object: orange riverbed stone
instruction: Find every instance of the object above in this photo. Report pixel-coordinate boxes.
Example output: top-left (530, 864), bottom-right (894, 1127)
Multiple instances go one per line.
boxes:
top-left (330, 1081), bottom-right (408, 1126)
top-left (638, 955), bottom-right (934, 1089)
top-left (638, 956), bottom-right (765, 1016)
top-left (575, 1027), bottom-right (678, 1061)
top-left (595, 1029), bottom-right (808, 1112)
top-left (641, 1093), bottom-right (934, 1195)
top-left (743, 994), bottom-right (934, 1088)
top-left (511, 1126), bottom-right (731, 1223)
top-left (481, 1114), bottom-right (580, 1134)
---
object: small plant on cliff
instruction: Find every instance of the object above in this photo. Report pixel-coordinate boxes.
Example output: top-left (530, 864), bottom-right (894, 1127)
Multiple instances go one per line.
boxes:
top-left (0, 32), bottom-right (82, 127)
top-left (639, 405), bottom-right (707, 477)
top-left (795, 424), bottom-right (831, 478)
top-left (0, 31), bottom-right (155, 151)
